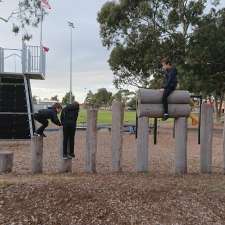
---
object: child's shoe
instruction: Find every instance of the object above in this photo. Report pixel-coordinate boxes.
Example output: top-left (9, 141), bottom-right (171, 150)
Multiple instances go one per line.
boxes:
top-left (162, 113), bottom-right (169, 121)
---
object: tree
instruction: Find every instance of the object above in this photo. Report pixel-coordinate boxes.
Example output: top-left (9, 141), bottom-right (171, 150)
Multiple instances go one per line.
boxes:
top-left (84, 90), bottom-right (99, 108)
top-left (112, 89), bottom-right (135, 105)
top-left (62, 92), bottom-right (75, 105)
top-left (94, 88), bottom-right (112, 108)
top-left (0, 0), bottom-right (46, 40)
top-left (32, 95), bottom-right (38, 104)
top-left (84, 89), bottom-right (113, 108)
top-left (187, 8), bottom-right (225, 120)
top-left (127, 96), bottom-right (137, 110)
top-left (50, 95), bottom-right (59, 102)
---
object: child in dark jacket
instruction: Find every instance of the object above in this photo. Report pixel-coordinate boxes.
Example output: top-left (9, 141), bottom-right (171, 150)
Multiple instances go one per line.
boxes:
top-left (60, 101), bottom-right (79, 159)
top-left (34, 103), bottom-right (62, 136)
top-left (161, 58), bottom-right (178, 120)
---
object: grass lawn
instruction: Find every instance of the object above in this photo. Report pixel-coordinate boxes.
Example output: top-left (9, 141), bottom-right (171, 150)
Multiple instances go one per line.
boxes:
top-left (77, 109), bottom-right (184, 125)
top-left (77, 109), bottom-right (137, 124)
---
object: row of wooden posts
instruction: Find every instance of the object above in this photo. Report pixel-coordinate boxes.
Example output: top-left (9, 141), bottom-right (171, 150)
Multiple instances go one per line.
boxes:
top-left (0, 101), bottom-right (225, 175)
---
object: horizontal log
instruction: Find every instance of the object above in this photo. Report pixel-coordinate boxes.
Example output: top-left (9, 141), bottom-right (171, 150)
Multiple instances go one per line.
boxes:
top-left (137, 104), bottom-right (191, 118)
top-left (137, 89), bottom-right (190, 104)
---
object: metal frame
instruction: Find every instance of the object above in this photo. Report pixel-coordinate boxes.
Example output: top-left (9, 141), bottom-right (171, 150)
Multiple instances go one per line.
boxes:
top-left (0, 42), bottom-right (46, 78)
top-left (23, 75), bottom-right (34, 138)
top-left (0, 41), bottom-right (45, 140)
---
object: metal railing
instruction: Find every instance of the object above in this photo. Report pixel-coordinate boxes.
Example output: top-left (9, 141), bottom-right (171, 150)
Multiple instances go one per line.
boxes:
top-left (0, 42), bottom-right (46, 76)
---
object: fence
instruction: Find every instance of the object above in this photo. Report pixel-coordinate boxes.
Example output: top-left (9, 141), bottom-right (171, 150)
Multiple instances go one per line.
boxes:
top-left (0, 42), bottom-right (46, 76)
top-left (1, 100), bottom-right (225, 175)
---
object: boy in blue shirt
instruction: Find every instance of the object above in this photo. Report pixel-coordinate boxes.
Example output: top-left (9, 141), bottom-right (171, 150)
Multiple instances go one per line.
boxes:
top-left (160, 58), bottom-right (178, 120)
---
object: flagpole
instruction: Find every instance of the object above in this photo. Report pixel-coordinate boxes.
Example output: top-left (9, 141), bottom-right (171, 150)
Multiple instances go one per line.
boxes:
top-left (70, 25), bottom-right (73, 104)
top-left (40, 7), bottom-right (43, 47)
top-left (68, 21), bottom-right (74, 104)
top-left (40, 7), bottom-right (43, 74)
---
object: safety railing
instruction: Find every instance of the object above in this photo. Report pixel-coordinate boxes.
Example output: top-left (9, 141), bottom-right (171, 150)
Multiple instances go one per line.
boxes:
top-left (0, 42), bottom-right (46, 77)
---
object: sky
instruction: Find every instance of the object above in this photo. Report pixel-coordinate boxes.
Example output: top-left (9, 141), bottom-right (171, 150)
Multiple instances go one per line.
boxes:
top-left (0, 0), bottom-right (225, 103)
top-left (0, 0), bottom-right (115, 102)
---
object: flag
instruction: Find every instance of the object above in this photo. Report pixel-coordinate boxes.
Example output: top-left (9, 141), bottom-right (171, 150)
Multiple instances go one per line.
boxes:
top-left (68, 21), bottom-right (75, 28)
top-left (43, 46), bottom-right (49, 52)
top-left (41, 0), bottom-right (51, 9)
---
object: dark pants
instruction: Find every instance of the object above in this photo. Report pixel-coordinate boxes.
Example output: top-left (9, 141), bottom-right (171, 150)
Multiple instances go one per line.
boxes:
top-left (63, 125), bottom-right (76, 156)
top-left (34, 114), bottom-right (49, 135)
top-left (162, 88), bottom-right (175, 114)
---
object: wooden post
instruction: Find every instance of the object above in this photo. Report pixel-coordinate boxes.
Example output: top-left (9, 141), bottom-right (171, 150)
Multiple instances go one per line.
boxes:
top-left (58, 127), bottom-right (72, 173)
top-left (111, 101), bottom-right (124, 172)
top-left (223, 112), bottom-right (225, 174)
top-left (200, 104), bottom-right (213, 173)
top-left (0, 152), bottom-right (13, 173)
top-left (137, 117), bottom-right (149, 172)
top-left (31, 136), bottom-right (43, 174)
top-left (85, 108), bottom-right (98, 173)
top-left (175, 117), bottom-right (188, 175)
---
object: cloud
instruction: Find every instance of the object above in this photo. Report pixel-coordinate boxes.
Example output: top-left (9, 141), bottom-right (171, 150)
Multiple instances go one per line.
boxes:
top-left (31, 68), bottom-right (116, 102)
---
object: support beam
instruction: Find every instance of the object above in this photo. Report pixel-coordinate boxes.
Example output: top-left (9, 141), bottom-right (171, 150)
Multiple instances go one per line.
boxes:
top-left (175, 117), bottom-right (187, 175)
top-left (137, 117), bottom-right (149, 172)
top-left (111, 101), bottom-right (124, 172)
top-left (200, 104), bottom-right (213, 173)
top-left (223, 112), bottom-right (225, 174)
top-left (58, 127), bottom-right (72, 173)
top-left (138, 104), bottom-right (191, 118)
top-left (31, 136), bottom-right (43, 174)
top-left (137, 89), bottom-right (190, 104)
top-left (0, 152), bottom-right (13, 173)
top-left (85, 108), bottom-right (98, 173)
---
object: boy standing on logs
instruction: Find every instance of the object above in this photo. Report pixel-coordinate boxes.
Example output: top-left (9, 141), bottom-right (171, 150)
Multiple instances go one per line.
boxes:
top-left (34, 103), bottom-right (62, 137)
top-left (160, 58), bottom-right (178, 120)
top-left (60, 101), bottom-right (79, 159)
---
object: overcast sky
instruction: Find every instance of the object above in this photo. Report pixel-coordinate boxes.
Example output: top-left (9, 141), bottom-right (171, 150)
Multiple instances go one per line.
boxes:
top-left (0, 0), bottom-right (114, 102)
top-left (0, 0), bottom-right (225, 102)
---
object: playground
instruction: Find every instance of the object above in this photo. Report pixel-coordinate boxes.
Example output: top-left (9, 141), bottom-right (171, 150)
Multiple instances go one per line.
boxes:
top-left (1, 0), bottom-right (225, 224)
top-left (0, 122), bottom-right (225, 224)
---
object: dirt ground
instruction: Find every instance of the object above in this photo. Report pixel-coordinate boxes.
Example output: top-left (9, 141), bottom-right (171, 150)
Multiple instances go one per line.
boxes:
top-left (0, 124), bottom-right (225, 225)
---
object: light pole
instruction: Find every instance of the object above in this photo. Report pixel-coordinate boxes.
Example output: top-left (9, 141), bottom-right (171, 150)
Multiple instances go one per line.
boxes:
top-left (68, 21), bottom-right (75, 104)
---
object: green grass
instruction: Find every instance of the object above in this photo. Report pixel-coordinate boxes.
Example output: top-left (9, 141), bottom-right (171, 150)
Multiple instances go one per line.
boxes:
top-left (77, 109), bottom-right (178, 125)
top-left (77, 109), bottom-right (137, 124)
top-left (59, 109), bottom-right (199, 125)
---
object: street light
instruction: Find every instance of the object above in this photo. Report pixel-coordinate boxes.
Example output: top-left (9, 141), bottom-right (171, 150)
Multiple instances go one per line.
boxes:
top-left (68, 21), bottom-right (75, 104)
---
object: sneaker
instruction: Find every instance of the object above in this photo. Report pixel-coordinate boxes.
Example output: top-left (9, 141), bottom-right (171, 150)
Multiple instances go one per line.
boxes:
top-left (41, 133), bottom-right (47, 137)
top-left (162, 113), bottom-right (169, 121)
top-left (33, 132), bottom-right (40, 137)
top-left (63, 154), bottom-right (68, 160)
top-left (68, 153), bottom-right (75, 158)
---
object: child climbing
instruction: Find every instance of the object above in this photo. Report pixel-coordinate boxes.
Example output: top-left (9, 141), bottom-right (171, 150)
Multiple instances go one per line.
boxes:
top-left (34, 103), bottom-right (62, 137)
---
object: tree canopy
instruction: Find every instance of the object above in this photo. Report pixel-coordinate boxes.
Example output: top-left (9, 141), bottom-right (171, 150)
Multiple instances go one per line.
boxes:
top-left (0, 0), bottom-right (46, 40)
top-left (98, 0), bottom-right (225, 119)
top-left (97, 0), bottom-right (210, 88)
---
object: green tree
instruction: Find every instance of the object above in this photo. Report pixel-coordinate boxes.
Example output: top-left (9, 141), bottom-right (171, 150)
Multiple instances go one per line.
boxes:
top-left (84, 90), bottom-right (99, 108)
top-left (95, 88), bottom-right (112, 108)
top-left (187, 8), bottom-right (225, 120)
top-left (84, 89), bottom-right (113, 108)
top-left (97, 0), bottom-right (210, 88)
top-left (127, 96), bottom-right (137, 110)
top-left (112, 89), bottom-right (135, 106)
top-left (0, 0), bottom-right (47, 40)
top-left (50, 95), bottom-right (59, 102)
top-left (62, 92), bottom-right (75, 105)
